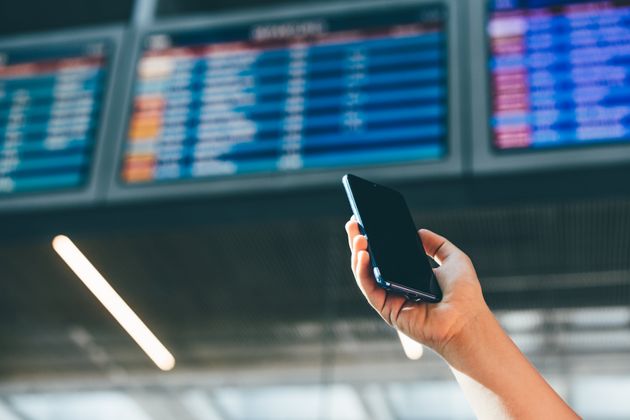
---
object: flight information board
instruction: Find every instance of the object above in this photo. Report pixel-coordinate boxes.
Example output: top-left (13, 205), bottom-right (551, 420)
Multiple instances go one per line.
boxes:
top-left (488, 0), bottom-right (630, 150)
top-left (121, 4), bottom-right (448, 185)
top-left (0, 42), bottom-right (109, 194)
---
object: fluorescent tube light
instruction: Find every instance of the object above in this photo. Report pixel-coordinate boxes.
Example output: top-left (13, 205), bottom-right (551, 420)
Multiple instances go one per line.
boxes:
top-left (397, 330), bottom-right (423, 360)
top-left (52, 235), bottom-right (175, 371)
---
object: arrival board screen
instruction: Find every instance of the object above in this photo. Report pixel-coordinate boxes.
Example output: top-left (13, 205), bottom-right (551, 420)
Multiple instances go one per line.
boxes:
top-left (121, 4), bottom-right (448, 184)
top-left (0, 42), bottom-right (109, 194)
top-left (488, 0), bottom-right (630, 150)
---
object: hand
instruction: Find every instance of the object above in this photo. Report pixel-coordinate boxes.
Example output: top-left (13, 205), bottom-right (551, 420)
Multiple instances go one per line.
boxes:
top-left (346, 218), bottom-right (580, 418)
top-left (345, 217), bottom-right (490, 356)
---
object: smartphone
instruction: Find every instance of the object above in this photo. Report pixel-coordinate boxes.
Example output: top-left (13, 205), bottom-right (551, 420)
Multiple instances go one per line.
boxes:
top-left (342, 174), bottom-right (442, 303)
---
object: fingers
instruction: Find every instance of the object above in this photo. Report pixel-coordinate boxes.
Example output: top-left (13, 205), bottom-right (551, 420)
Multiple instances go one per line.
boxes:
top-left (351, 234), bottom-right (368, 273)
top-left (356, 250), bottom-right (411, 329)
top-left (343, 219), bottom-right (386, 312)
top-left (345, 216), bottom-right (367, 276)
top-left (345, 217), bottom-right (360, 251)
top-left (418, 229), bottom-right (464, 265)
top-left (355, 249), bottom-right (386, 309)
top-left (343, 218), bottom-right (420, 328)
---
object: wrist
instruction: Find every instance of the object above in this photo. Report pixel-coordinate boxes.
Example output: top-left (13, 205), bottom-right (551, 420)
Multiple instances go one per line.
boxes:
top-left (437, 304), bottom-right (531, 394)
top-left (436, 303), bottom-right (499, 369)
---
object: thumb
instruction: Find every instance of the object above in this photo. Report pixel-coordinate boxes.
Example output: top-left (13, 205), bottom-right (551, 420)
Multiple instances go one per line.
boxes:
top-left (418, 229), bottom-right (463, 265)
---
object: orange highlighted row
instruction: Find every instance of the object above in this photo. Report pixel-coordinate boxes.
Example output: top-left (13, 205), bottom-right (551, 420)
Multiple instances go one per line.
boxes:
top-left (122, 155), bottom-right (156, 183)
top-left (134, 96), bottom-right (166, 112)
top-left (128, 113), bottom-right (164, 140)
top-left (129, 126), bottom-right (162, 140)
top-left (128, 104), bottom-right (165, 139)
top-left (128, 127), bottom-right (161, 141)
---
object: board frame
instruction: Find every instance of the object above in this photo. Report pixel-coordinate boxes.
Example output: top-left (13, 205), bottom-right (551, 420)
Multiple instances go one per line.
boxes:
top-left (105, 0), bottom-right (465, 203)
top-left (469, 0), bottom-right (630, 174)
top-left (0, 25), bottom-right (126, 212)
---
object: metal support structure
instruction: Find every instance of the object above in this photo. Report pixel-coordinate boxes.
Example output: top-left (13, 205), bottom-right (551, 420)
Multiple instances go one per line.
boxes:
top-left (0, 397), bottom-right (33, 420)
top-left (132, 0), bottom-right (157, 26)
top-left (129, 389), bottom-right (198, 420)
top-left (357, 384), bottom-right (397, 420)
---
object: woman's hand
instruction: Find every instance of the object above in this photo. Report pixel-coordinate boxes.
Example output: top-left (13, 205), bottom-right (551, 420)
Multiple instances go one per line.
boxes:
top-left (345, 217), bottom-right (489, 356)
top-left (345, 217), bottom-right (579, 419)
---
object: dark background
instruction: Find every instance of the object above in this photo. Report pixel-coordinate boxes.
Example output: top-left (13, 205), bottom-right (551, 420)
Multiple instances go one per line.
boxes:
top-left (1, 0), bottom-right (630, 418)
top-left (0, 0), bottom-right (629, 375)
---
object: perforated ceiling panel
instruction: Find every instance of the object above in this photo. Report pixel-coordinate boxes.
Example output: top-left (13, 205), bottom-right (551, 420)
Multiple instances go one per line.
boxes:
top-left (1, 196), bottom-right (630, 379)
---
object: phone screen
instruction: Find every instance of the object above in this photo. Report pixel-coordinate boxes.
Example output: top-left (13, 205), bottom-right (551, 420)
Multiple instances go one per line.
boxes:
top-left (345, 175), bottom-right (440, 300)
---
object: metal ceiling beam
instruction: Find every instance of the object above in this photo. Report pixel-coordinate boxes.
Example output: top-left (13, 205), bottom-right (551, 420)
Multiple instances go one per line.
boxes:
top-left (178, 390), bottom-right (227, 420)
top-left (128, 389), bottom-right (198, 420)
top-left (0, 397), bottom-right (33, 420)
top-left (357, 384), bottom-right (397, 420)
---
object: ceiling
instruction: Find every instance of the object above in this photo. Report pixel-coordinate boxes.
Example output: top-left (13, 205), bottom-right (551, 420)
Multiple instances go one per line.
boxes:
top-left (1, 176), bottom-right (630, 381)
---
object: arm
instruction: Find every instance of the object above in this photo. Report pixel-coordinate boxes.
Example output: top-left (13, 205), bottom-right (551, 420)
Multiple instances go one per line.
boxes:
top-left (446, 308), bottom-right (575, 419)
top-left (344, 219), bottom-right (579, 420)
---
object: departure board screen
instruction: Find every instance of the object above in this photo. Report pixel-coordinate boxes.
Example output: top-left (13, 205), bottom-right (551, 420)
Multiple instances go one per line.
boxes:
top-left (122, 4), bottom-right (448, 184)
top-left (0, 42), bottom-right (109, 194)
top-left (488, 0), bottom-right (630, 150)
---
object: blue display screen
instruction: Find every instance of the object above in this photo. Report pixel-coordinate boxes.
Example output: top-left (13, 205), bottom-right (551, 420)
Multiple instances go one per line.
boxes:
top-left (121, 4), bottom-right (448, 184)
top-left (0, 42), bottom-right (109, 194)
top-left (488, 0), bottom-right (630, 150)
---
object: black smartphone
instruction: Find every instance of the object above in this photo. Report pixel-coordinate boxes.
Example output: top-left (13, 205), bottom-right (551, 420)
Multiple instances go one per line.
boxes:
top-left (342, 174), bottom-right (442, 303)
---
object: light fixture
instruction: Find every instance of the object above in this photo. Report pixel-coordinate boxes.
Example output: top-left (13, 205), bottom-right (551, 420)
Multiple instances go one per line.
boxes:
top-left (397, 330), bottom-right (423, 360)
top-left (52, 235), bottom-right (175, 371)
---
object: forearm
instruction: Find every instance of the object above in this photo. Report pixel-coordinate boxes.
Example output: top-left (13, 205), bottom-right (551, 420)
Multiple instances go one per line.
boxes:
top-left (442, 308), bottom-right (579, 419)
top-left (345, 222), bottom-right (578, 417)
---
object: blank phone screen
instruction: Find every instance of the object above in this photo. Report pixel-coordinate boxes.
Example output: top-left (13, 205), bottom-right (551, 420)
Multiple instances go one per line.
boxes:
top-left (347, 176), bottom-right (438, 296)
